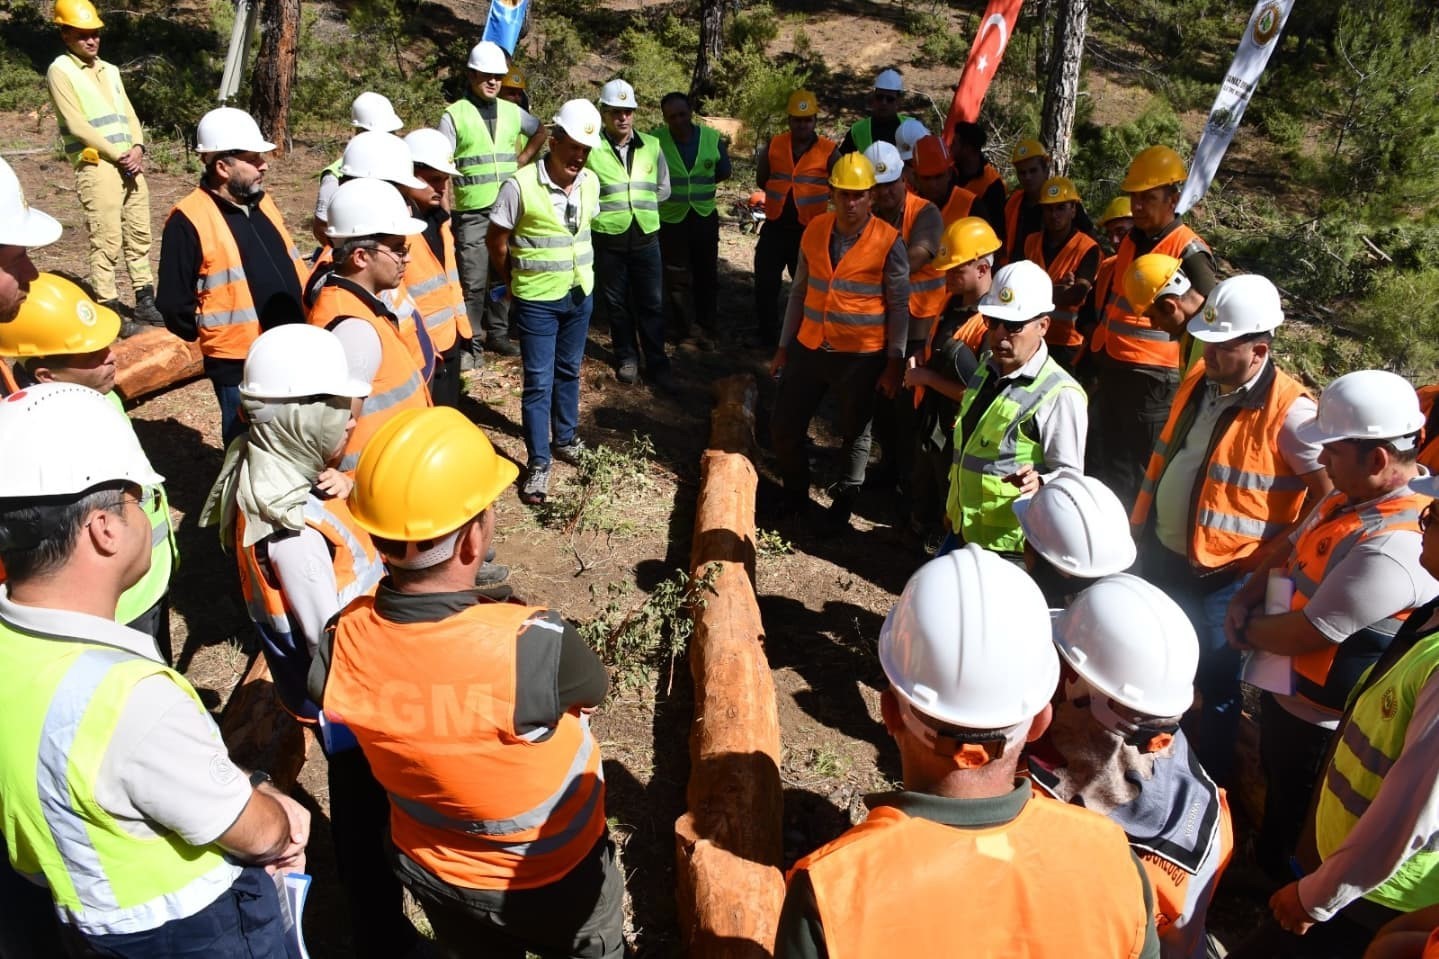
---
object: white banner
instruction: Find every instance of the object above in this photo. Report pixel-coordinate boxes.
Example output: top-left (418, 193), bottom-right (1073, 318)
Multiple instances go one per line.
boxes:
top-left (1177, 0), bottom-right (1296, 214)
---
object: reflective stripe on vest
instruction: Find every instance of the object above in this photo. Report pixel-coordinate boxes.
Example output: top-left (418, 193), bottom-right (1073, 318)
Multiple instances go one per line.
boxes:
top-left (1098, 225), bottom-right (1210, 369)
top-left (585, 135), bottom-right (661, 235)
top-left (1132, 361), bottom-right (1311, 571)
top-left (49, 56), bottom-right (133, 165)
top-left (902, 192), bottom-right (948, 326)
top-left (655, 125), bottom-right (720, 222)
top-left (380, 282), bottom-right (437, 381)
top-left (105, 391), bottom-right (177, 625)
top-left (947, 355), bottom-right (1085, 552)
top-left (323, 600), bottom-right (607, 890)
top-left (402, 222), bottom-right (467, 353)
top-left (445, 98), bottom-right (523, 211)
top-left (1023, 229), bottom-right (1098, 349)
top-left (0, 625), bottom-right (239, 935)
top-left (171, 188), bottom-right (309, 361)
top-left (796, 212), bottom-right (898, 354)
top-left (510, 165), bottom-right (598, 300)
top-left (763, 132), bottom-right (836, 225)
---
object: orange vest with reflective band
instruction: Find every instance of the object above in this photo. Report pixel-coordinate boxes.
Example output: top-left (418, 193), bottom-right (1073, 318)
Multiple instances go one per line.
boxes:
top-left (1097, 224), bottom-right (1209, 369)
top-left (1288, 489), bottom-right (1427, 711)
top-left (901, 192), bottom-right (948, 326)
top-left (797, 213), bottom-right (897, 354)
top-left (172, 188), bottom-right (308, 361)
top-left (763, 132), bottom-right (834, 225)
top-left (956, 163), bottom-right (1001, 207)
top-left (793, 798), bottom-right (1152, 959)
top-left (1419, 385), bottom-right (1439, 473)
top-left (401, 222), bottom-right (467, 354)
top-left (323, 600), bottom-right (607, 891)
top-left (1131, 360), bottom-right (1312, 572)
top-left (1025, 229), bottom-right (1099, 349)
top-left (307, 281), bottom-right (431, 473)
top-left (1090, 254), bottom-right (1118, 352)
top-left (305, 252), bottom-right (437, 378)
top-left (939, 185), bottom-right (975, 225)
top-left (1002, 189), bottom-right (1030, 265)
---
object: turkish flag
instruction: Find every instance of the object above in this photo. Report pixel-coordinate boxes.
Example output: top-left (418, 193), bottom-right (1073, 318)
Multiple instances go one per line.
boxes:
top-left (942, 0), bottom-right (1025, 144)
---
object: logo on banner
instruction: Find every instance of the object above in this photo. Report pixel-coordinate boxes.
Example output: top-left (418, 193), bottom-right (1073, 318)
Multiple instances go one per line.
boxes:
top-left (1253, 2), bottom-right (1283, 45)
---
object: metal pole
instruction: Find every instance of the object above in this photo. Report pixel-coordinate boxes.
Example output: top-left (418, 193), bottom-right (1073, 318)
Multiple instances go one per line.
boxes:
top-left (218, 0), bottom-right (258, 104)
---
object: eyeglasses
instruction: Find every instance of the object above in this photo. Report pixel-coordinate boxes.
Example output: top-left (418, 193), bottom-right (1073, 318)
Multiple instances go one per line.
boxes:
top-left (1422, 502), bottom-right (1436, 532)
top-left (374, 243), bottom-right (410, 260)
top-left (86, 485), bottom-right (161, 527)
top-left (984, 315), bottom-right (1039, 336)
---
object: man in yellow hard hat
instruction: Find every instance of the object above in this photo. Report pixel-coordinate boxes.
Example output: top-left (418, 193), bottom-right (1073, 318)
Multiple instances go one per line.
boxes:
top-left (499, 65), bottom-right (529, 110)
top-left (1022, 176), bottom-right (1100, 369)
top-left (45, 0), bottom-right (159, 336)
top-left (1000, 139), bottom-right (1098, 268)
top-left (310, 406), bottom-right (622, 958)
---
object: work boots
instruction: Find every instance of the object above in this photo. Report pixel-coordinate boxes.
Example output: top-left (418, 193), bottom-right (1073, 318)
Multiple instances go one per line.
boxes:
top-left (102, 299), bottom-right (142, 339)
top-left (134, 285), bottom-right (164, 327)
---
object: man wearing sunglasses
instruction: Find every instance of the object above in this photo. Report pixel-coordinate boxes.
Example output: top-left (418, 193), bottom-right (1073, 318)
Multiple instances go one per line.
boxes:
top-left (840, 68), bottom-right (912, 155)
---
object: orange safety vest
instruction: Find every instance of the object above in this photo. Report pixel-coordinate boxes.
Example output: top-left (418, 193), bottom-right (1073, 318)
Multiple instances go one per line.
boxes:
top-left (901, 192), bottom-right (948, 329)
top-left (912, 306), bottom-right (987, 409)
top-left (1002, 189), bottom-right (1031, 265)
top-left (792, 796), bottom-right (1152, 959)
top-left (323, 599), bottom-right (607, 891)
top-left (403, 221), bottom-right (467, 354)
top-left (956, 163), bottom-right (1001, 208)
top-left (305, 252), bottom-right (436, 380)
top-left (797, 212), bottom-right (898, 354)
top-left (1288, 488), bottom-right (1427, 711)
top-left (1132, 360), bottom-right (1312, 572)
top-left (1096, 223), bottom-right (1210, 369)
top-left (1419, 384), bottom-right (1439, 473)
top-left (1090, 254), bottom-right (1118, 352)
top-left (939, 184), bottom-right (976, 225)
top-left (763, 132), bottom-right (835, 226)
top-left (307, 280), bottom-right (431, 473)
top-left (171, 188), bottom-right (308, 361)
top-left (1024, 229), bottom-right (1099, 349)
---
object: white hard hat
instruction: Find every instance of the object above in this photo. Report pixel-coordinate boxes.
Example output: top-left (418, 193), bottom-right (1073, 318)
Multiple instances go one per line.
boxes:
top-left (403, 128), bottom-right (459, 177)
top-left (1188, 273), bottom-right (1284, 343)
top-left (1296, 369), bottom-right (1425, 447)
top-left (325, 177), bottom-right (427, 240)
top-left (598, 78), bottom-right (637, 108)
top-left (340, 131), bottom-right (425, 189)
top-left (1056, 574), bottom-right (1198, 718)
top-left (879, 544), bottom-right (1059, 730)
top-left (467, 40), bottom-right (508, 74)
top-left (874, 68), bottom-right (904, 93)
top-left (0, 383), bottom-right (162, 498)
top-left (1014, 473), bottom-right (1136, 577)
top-left (894, 118), bottom-right (931, 160)
top-left (241, 324), bottom-right (371, 402)
top-left (862, 141), bottom-right (904, 184)
top-left (0, 157), bottom-right (61, 248)
top-left (979, 260), bottom-right (1056, 322)
top-left (195, 107), bottom-right (276, 154)
top-left (553, 99), bottom-right (603, 149)
top-left (350, 91), bottom-right (404, 133)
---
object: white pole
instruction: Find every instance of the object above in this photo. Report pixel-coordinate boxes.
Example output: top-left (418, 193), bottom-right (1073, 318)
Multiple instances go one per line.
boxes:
top-left (218, 0), bottom-right (258, 104)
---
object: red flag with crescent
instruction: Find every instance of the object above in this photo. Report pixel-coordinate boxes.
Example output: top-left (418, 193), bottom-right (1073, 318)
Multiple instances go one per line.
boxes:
top-left (943, 0), bottom-right (1025, 143)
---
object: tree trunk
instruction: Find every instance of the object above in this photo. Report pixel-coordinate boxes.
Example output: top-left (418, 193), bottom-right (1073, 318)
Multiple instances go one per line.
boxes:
top-left (1040, 0), bottom-right (1089, 175)
top-left (1033, 0), bottom-right (1055, 93)
top-left (691, 0), bottom-right (724, 104)
top-left (249, 0), bottom-right (301, 155)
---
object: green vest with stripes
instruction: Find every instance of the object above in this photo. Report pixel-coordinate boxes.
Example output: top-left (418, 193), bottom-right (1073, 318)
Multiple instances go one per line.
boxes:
top-left (49, 55), bottom-right (134, 167)
top-left (319, 157), bottom-right (342, 180)
top-left (654, 125), bottom-right (720, 223)
top-left (847, 114), bottom-right (914, 154)
top-left (585, 133), bottom-right (661, 236)
top-left (510, 165), bottom-right (598, 301)
top-left (444, 97), bottom-right (523, 211)
top-left (947, 354), bottom-right (1085, 552)
top-left (103, 391), bottom-right (176, 626)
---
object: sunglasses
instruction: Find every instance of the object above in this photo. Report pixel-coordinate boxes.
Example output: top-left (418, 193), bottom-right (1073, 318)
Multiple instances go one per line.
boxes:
top-left (984, 315), bottom-right (1039, 336)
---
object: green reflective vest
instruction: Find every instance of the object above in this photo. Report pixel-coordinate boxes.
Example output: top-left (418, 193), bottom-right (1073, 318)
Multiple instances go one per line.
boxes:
top-left (848, 114), bottom-right (914, 155)
top-left (1315, 629), bottom-right (1439, 912)
top-left (49, 55), bottom-right (134, 167)
top-left (0, 620), bottom-right (235, 933)
top-left (510, 164), bottom-right (598, 301)
top-left (319, 156), bottom-right (342, 181)
top-left (654, 124), bottom-right (720, 223)
top-left (585, 134), bottom-right (661, 236)
top-left (946, 354), bottom-right (1084, 552)
top-left (104, 391), bottom-right (176, 626)
top-left (445, 97), bottom-right (523, 211)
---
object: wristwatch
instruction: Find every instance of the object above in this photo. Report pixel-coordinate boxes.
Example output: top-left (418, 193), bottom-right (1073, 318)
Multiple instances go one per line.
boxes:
top-left (248, 769), bottom-right (272, 788)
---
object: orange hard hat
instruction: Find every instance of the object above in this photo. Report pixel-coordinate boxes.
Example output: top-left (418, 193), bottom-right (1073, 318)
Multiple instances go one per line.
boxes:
top-left (913, 136), bottom-right (950, 177)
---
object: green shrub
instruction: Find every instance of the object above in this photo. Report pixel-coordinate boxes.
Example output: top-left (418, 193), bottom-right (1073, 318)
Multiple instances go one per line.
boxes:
top-left (619, 13), bottom-right (696, 125)
top-left (1068, 99), bottom-right (1184, 205)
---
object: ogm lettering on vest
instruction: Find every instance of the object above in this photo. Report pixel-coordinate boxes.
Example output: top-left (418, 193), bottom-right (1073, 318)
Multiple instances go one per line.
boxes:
top-left (797, 212), bottom-right (898, 354)
top-left (901, 193), bottom-right (948, 330)
top-left (763, 132), bottom-right (835, 225)
top-left (1132, 360), bottom-right (1312, 571)
top-left (445, 98), bottom-right (523, 211)
top-left (173, 189), bottom-right (309, 361)
top-left (1024, 230), bottom-right (1099, 349)
top-left (509, 165), bottom-right (598, 300)
top-left (403, 222), bottom-right (468, 354)
top-left (1098, 225), bottom-right (1209, 369)
top-left (656, 125), bottom-right (720, 223)
top-left (586, 135), bottom-right (661, 236)
top-left (50, 56), bottom-right (132, 166)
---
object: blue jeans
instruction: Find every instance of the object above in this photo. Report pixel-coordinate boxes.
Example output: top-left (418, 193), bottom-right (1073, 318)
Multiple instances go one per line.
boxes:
top-left (595, 236), bottom-right (667, 374)
top-left (211, 380), bottom-right (247, 451)
top-left (1189, 574), bottom-right (1246, 786)
top-left (513, 287), bottom-right (592, 468)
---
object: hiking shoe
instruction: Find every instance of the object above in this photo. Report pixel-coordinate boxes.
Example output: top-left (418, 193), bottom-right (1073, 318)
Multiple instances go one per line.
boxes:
top-left (648, 367), bottom-right (678, 396)
top-left (104, 300), bottom-right (141, 338)
top-left (553, 438), bottom-right (587, 465)
top-left (474, 561), bottom-right (510, 586)
top-left (520, 463), bottom-right (551, 505)
top-left (616, 359), bottom-right (639, 384)
top-left (460, 349), bottom-right (480, 372)
top-left (487, 334), bottom-right (521, 357)
top-left (134, 285), bottom-right (164, 326)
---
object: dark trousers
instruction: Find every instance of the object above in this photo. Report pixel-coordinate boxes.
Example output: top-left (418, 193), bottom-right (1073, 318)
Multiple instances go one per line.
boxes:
top-left (429, 341), bottom-right (465, 409)
top-left (910, 440), bottom-right (950, 536)
top-left (124, 594), bottom-right (172, 667)
top-left (0, 858), bottom-right (63, 958)
top-left (1085, 361), bottom-right (1178, 510)
top-left (753, 222), bottom-right (802, 345)
top-left (867, 338), bottom-right (926, 491)
top-left (452, 208), bottom-right (510, 347)
top-left (659, 212), bottom-right (720, 336)
top-left (1258, 692), bottom-right (1334, 882)
top-left (594, 234), bottom-right (668, 374)
top-left (211, 379), bottom-right (247, 452)
top-left (771, 344), bottom-right (888, 500)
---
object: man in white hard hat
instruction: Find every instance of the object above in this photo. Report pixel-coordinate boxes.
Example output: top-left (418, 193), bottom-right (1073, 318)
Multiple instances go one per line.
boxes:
top-left (942, 260), bottom-right (1088, 559)
top-left (1131, 274), bottom-right (1330, 789)
top-left (441, 39), bottom-right (548, 362)
top-left (586, 78), bottom-right (674, 390)
top-left (487, 99), bottom-right (603, 506)
top-left (157, 107), bottom-right (309, 448)
top-left (0, 383), bottom-right (310, 957)
top-left (893, 117), bottom-right (930, 168)
top-left (1226, 369), bottom-right (1439, 882)
top-left (0, 157), bottom-right (62, 389)
top-left (1013, 471), bottom-right (1135, 607)
top-left (312, 91), bottom-right (406, 245)
top-left (839, 67), bottom-right (912, 154)
top-left (777, 545), bottom-right (1160, 958)
top-left (1031, 573), bottom-right (1232, 959)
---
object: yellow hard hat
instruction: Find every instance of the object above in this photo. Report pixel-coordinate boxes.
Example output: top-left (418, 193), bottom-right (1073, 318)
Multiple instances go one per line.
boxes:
top-left (787, 90), bottom-right (818, 118)
top-left (931, 217), bottom-right (1002, 272)
top-left (350, 407), bottom-right (519, 543)
top-left (1121, 145), bottom-right (1187, 193)
top-left (1098, 196), bottom-right (1132, 225)
top-left (1038, 176), bottom-right (1080, 205)
top-left (1011, 138), bottom-right (1049, 164)
top-left (0, 273), bottom-right (118, 357)
top-left (502, 66), bottom-right (527, 91)
top-left (829, 152), bottom-right (876, 191)
top-left (1123, 253), bottom-right (1191, 314)
top-left (54, 0), bottom-right (104, 29)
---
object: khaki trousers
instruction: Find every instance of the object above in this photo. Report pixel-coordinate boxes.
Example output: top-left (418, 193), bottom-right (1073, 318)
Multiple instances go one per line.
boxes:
top-left (75, 159), bottom-right (153, 301)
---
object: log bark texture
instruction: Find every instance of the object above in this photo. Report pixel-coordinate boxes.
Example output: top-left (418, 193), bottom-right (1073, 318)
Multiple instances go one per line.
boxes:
top-left (220, 654), bottom-right (308, 791)
top-left (112, 328), bottom-right (204, 402)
